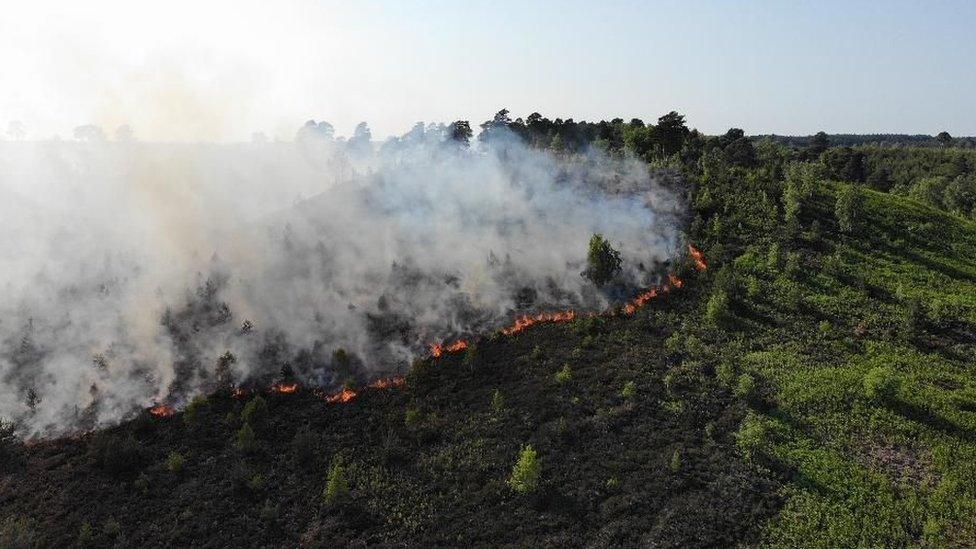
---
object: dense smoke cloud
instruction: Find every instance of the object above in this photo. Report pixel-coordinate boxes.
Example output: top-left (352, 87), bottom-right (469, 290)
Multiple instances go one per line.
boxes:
top-left (0, 124), bottom-right (684, 437)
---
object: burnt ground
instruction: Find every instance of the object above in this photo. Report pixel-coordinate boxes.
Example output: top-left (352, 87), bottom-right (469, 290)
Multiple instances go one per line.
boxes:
top-left (0, 288), bottom-right (780, 548)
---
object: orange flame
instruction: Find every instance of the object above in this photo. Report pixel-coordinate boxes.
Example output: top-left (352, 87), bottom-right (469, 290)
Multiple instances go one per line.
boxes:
top-left (270, 382), bottom-right (299, 394)
top-left (688, 244), bottom-right (707, 271)
top-left (429, 339), bottom-right (469, 358)
top-left (325, 387), bottom-right (358, 404)
top-left (502, 310), bottom-right (579, 336)
top-left (367, 375), bottom-right (406, 390)
top-left (150, 405), bottom-right (175, 418)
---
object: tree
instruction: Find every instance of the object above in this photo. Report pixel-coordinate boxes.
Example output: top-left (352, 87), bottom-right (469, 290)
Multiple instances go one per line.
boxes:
top-left (508, 444), bottom-right (541, 493)
top-left (835, 185), bottom-right (861, 233)
top-left (447, 120), bottom-right (472, 147)
top-left (583, 233), bottom-right (622, 286)
top-left (807, 131), bottom-right (830, 158)
top-left (73, 125), bottom-right (105, 142)
top-left (323, 456), bottom-right (350, 505)
top-left (936, 131), bottom-right (953, 148)
top-left (115, 125), bottom-right (134, 142)
top-left (6, 121), bottom-right (25, 140)
top-left (655, 111), bottom-right (690, 156)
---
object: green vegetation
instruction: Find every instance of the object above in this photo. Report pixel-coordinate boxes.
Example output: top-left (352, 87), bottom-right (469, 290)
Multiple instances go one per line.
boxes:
top-left (323, 457), bottom-right (350, 505)
top-left (583, 233), bottom-right (622, 286)
top-left (3, 113), bottom-right (976, 546)
top-left (508, 445), bottom-right (541, 494)
top-left (165, 451), bottom-right (185, 473)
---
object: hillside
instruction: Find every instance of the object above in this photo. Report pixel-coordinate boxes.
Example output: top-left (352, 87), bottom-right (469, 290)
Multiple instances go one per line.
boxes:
top-left (4, 132), bottom-right (976, 547)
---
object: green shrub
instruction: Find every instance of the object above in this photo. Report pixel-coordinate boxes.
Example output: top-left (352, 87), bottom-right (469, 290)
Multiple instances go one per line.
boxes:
top-left (735, 412), bottom-right (768, 460)
top-left (836, 184), bottom-right (862, 233)
top-left (734, 373), bottom-right (756, 401)
top-left (166, 451), bottom-right (185, 473)
top-left (605, 476), bottom-right (620, 490)
top-left (705, 288), bottom-right (733, 328)
top-left (716, 362), bottom-right (736, 387)
top-left (0, 516), bottom-right (35, 549)
top-left (555, 364), bottom-right (572, 384)
top-left (462, 344), bottom-right (479, 368)
top-left (133, 473), bottom-right (150, 494)
top-left (78, 521), bottom-right (94, 545)
top-left (241, 395), bottom-right (268, 425)
top-left (491, 389), bottom-right (505, 413)
top-left (581, 335), bottom-right (596, 349)
top-left (530, 345), bottom-right (545, 361)
top-left (323, 457), bottom-right (350, 505)
top-left (0, 420), bottom-right (19, 471)
top-left (583, 233), bottom-right (622, 286)
top-left (247, 473), bottom-right (265, 491)
top-left (620, 381), bottom-right (637, 398)
top-left (235, 423), bottom-right (257, 453)
top-left (102, 518), bottom-right (121, 538)
top-left (508, 444), bottom-right (541, 494)
top-left (863, 366), bottom-right (901, 402)
top-left (183, 394), bottom-right (208, 426)
top-left (404, 407), bottom-right (423, 428)
top-left (669, 449), bottom-right (682, 472)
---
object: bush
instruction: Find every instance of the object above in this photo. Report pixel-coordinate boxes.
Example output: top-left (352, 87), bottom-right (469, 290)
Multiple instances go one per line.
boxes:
top-left (462, 344), bottom-right (479, 369)
top-left (166, 451), bottom-right (185, 473)
top-left (102, 518), bottom-right (121, 539)
top-left (734, 373), bottom-right (756, 402)
top-left (555, 364), bottom-right (572, 384)
top-left (620, 381), bottom-right (637, 398)
top-left (863, 366), bottom-right (901, 403)
top-left (835, 184), bottom-right (862, 233)
top-left (241, 395), bottom-right (268, 425)
top-left (669, 449), bottom-right (682, 472)
top-left (404, 407), bottom-right (423, 429)
top-left (583, 233), bottom-right (622, 286)
top-left (716, 362), bottom-right (736, 387)
top-left (247, 473), bottom-right (265, 491)
top-left (323, 457), bottom-right (350, 505)
top-left (0, 419), bottom-right (19, 471)
top-left (705, 288), bottom-right (733, 328)
top-left (491, 389), bottom-right (505, 413)
top-left (735, 412), bottom-right (768, 460)
top-left (530, 345), bottom-right (545, 362)
top-left (235, 423), bottom-right (257, 453)
top-left (133, 473), bottom-right (150, 494)
top-left (0, 516), bottom-right (35, 549)
top-left (78, 521), bottom-right (94, 545)
top-left (183, 395), bottom-right (208, 426)
top-left (508, 444), bottom-right (541, 494)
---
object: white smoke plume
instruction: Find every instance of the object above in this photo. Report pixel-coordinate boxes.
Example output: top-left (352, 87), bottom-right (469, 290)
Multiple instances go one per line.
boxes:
top-left (0, 123), bottom-right (685, 437)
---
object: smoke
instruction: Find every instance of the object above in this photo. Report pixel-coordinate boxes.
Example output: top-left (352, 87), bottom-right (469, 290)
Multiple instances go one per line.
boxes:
top-left (0, 125), bottom-right (684, 437)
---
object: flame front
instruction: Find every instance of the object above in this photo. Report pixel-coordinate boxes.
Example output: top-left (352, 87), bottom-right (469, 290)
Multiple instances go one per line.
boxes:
top-left (270, 382), bottom-right (299, 394)
top-left (688, 244), bottom-right (707, 271)
top-left (150, 405), bottom-right (175, 418)
top-left (325, 387), bottom-right (358, 404)
top-left (429, 339), bottom-right (469, 358)
top-left (502, 310), bottom-right (580, 336)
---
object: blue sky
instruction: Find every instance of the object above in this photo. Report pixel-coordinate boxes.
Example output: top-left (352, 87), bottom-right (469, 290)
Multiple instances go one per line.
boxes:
top-left (2, 0), bottom-right (974, 140)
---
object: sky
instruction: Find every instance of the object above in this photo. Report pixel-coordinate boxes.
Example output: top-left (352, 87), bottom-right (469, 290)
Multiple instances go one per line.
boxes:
top-left (1, 0), bottom-right (974, 141)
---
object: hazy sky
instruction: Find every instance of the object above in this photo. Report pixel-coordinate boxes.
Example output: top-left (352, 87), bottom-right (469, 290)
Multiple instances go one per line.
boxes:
top-left (1, 0), bottom-right (974, 141)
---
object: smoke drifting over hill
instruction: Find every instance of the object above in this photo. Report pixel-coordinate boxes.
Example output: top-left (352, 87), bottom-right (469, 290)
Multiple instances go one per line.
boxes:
top-left (0, 127), bottom-right (684, 437)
